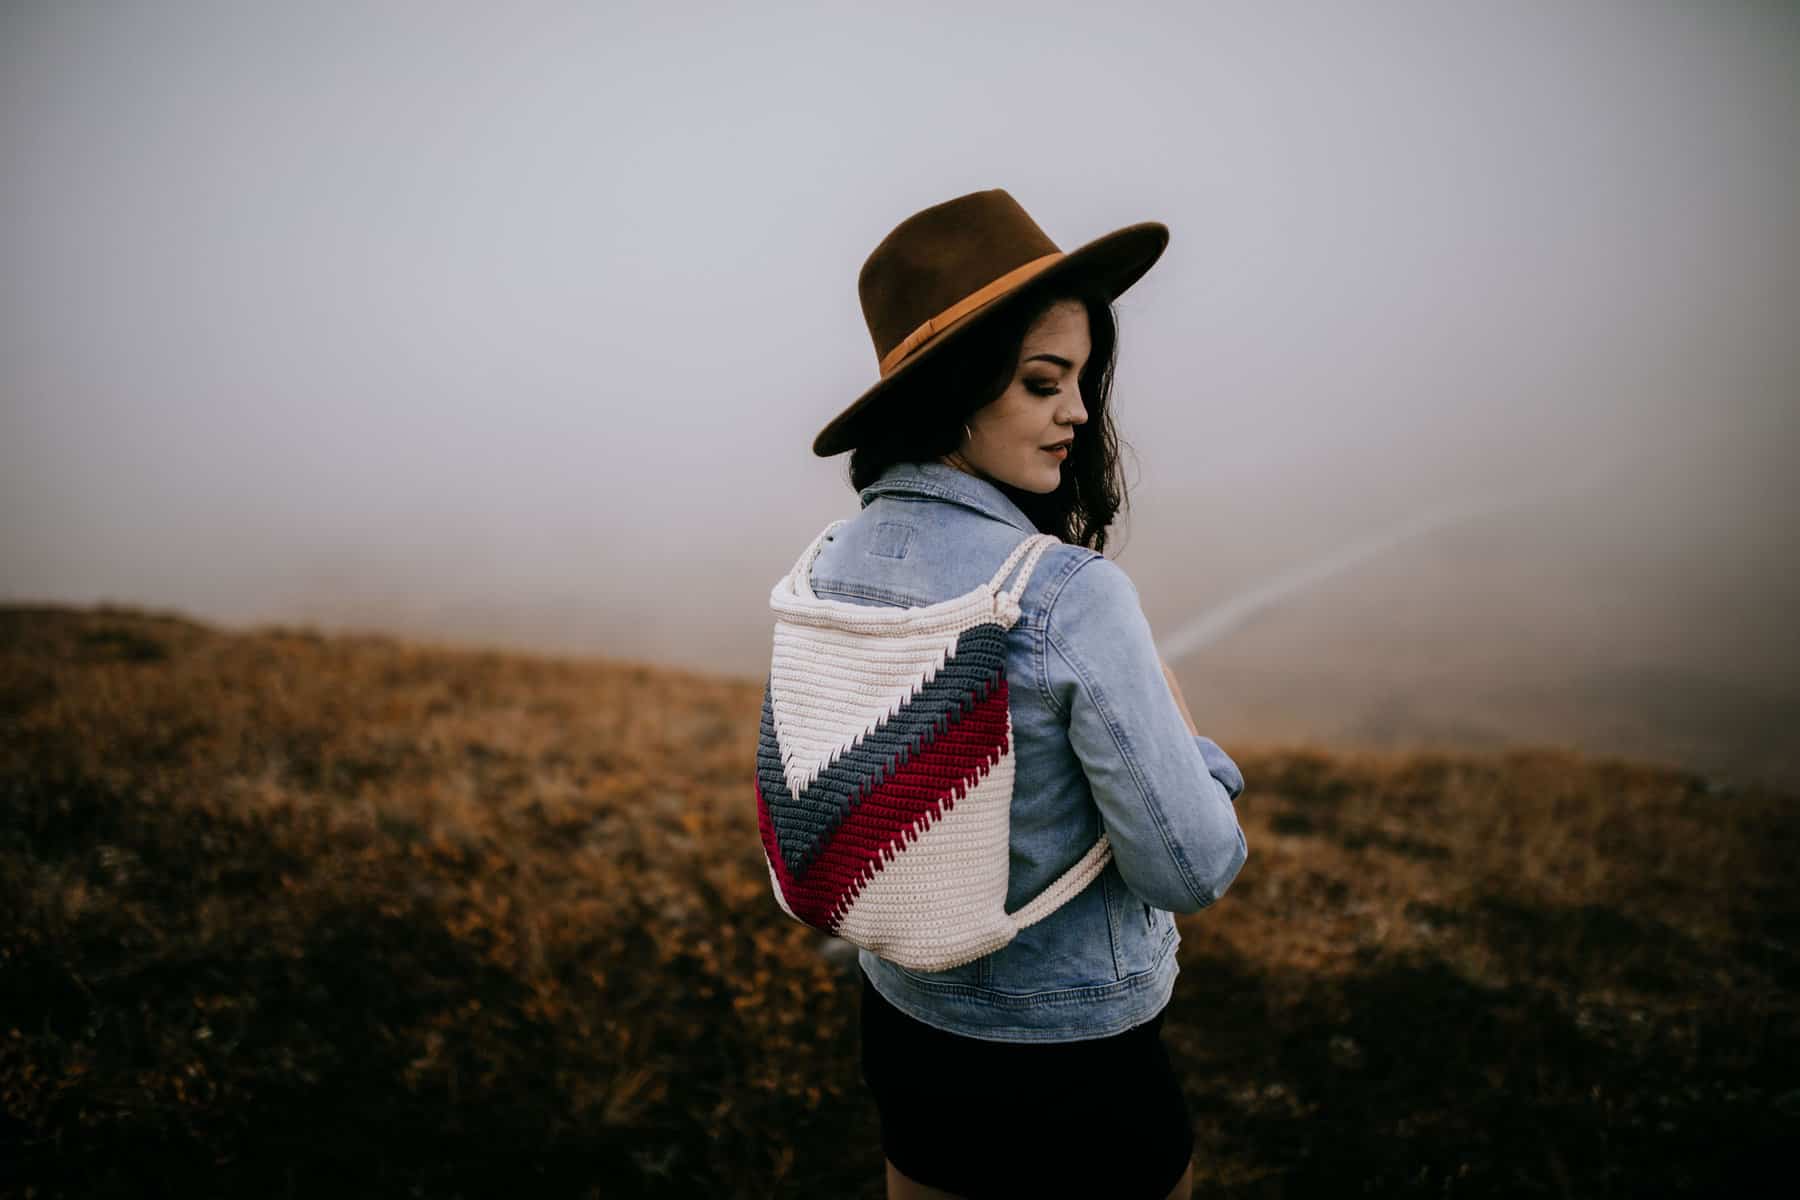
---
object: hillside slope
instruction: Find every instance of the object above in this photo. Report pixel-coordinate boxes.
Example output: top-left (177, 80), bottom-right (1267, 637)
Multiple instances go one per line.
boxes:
top-left (1, 605), bottom-right (1793, 1197)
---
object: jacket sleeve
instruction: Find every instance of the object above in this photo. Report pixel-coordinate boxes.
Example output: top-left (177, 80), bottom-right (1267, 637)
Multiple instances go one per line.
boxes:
top-left (1043, 554), bottom-right (1248, 914)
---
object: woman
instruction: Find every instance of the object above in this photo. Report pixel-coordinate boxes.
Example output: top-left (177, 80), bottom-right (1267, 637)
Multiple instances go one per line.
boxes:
top-left (801, 189), bottom-right (1248, 1199)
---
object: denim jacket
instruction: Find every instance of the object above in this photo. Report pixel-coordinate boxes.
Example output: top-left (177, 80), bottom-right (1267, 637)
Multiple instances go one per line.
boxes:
top-left (805, 459), bottom-right (1247, 1043)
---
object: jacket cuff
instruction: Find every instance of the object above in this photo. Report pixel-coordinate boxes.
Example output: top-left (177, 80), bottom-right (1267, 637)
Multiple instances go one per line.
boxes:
top-left (1193, 734), bottom-right (1245, 800)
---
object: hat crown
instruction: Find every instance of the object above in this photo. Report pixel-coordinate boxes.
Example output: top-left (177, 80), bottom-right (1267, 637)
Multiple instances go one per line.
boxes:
top-left (857, 189), bottom-right (1061, 367)
top-left (812, 187), bottom-right (1168, 457)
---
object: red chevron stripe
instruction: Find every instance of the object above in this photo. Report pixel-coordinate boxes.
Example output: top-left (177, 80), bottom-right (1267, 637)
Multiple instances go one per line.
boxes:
top-left (756, 676), bottom-right (1012, 932)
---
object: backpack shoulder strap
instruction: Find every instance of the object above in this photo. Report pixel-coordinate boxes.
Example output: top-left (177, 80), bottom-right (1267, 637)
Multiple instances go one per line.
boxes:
top-left (986, 532), bottom-right (1060, 601)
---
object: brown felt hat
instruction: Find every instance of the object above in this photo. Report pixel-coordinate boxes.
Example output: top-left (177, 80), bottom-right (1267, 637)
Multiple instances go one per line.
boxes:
top-left (812, 188), bottom-right (1169, 458)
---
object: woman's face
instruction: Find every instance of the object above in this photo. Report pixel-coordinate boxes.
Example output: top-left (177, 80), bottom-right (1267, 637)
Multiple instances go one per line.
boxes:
top-left (941, 298), bottom-right (1091, 494)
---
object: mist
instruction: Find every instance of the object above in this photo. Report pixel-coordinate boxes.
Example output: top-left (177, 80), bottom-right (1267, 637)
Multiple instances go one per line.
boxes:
top-left (4, 0), bottom-right (1796, 788)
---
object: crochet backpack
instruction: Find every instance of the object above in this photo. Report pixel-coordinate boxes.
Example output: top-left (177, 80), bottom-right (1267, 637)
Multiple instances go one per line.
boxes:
top-left (754, 518), bottom-right (1115, 972)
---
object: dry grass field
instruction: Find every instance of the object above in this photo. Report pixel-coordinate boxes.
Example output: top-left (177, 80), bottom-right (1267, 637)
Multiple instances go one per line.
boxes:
top-left (1, 605), bottom-right (1794, 1197)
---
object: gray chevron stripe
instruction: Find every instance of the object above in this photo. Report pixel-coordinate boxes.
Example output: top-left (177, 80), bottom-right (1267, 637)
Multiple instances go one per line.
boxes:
top-left (757, 622), bottom-right (1008, 875)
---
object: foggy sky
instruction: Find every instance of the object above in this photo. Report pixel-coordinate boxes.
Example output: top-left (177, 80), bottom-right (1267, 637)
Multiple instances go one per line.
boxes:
top-left (4, 1), bottom-right (1797, 781)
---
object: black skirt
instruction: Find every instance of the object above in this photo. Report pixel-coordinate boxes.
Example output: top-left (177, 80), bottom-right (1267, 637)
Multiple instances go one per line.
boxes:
top-left (858, 967), bottom-right (1195, 1198)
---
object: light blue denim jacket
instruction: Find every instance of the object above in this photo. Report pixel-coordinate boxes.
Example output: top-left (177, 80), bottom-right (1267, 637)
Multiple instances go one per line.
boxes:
top-left (806, 460), bottom-right (1247, 1043)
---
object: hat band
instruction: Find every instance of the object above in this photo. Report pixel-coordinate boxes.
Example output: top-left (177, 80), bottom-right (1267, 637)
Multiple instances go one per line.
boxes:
top-left (877, 251), bottom-right (1065, 378)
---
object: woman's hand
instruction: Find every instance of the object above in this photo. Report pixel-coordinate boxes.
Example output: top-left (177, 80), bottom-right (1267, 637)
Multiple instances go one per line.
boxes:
top-left (1159, 657), bottom-right (1200, 737)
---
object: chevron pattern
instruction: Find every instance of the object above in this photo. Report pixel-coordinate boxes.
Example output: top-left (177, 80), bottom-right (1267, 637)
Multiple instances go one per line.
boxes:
top-left (754, 621), bottom-right (1015, 934)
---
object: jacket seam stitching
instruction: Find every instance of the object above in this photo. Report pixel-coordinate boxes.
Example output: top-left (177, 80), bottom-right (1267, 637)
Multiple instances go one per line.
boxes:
top-left (861, 486), bottom-right (1035, 533)
top-left (865, 933), bottom-right (1178, 1013)
top-left (1037, 551), bottom-right (1100, 721)
top-left (1099, 869), bottom-right (1123, 979)
top-left (810, 580), bottom-right (924, 607)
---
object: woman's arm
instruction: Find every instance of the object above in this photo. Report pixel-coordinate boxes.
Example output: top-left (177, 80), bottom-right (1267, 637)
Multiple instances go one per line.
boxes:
top-left (1044, 554), bottom-right (1247, 914)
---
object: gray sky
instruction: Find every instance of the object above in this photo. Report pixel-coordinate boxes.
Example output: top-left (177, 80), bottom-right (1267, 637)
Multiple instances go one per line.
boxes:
top-left (4, 1), bottom-right (1797, 781)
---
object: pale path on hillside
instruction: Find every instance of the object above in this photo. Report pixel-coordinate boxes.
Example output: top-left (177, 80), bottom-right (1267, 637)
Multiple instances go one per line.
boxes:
top-left (1155, 455), bottom-right (1632, 663)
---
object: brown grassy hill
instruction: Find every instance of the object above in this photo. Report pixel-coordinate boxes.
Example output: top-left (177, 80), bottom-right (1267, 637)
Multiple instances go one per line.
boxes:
top-left (1, 605), bottom-right (1794, 1198)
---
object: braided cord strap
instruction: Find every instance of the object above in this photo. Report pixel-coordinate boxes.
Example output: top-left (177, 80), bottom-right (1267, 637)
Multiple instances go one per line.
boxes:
top-left (1009, 835), bottom-right (1114, 931)
top-left (987, 531), bottom-right (1118, 930)
top-left (987, 532), bottom-right (1059, 626)
top-left (984, 529), bottom-right (1054, 595)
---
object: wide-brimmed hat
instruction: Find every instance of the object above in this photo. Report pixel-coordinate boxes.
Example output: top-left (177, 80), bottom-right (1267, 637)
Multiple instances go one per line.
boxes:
top-left (812, 188), bottom-right (1169, 458)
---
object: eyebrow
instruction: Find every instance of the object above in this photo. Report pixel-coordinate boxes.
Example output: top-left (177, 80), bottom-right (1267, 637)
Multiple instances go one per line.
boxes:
top-left (1023, 353), bottom-right (1079, 369)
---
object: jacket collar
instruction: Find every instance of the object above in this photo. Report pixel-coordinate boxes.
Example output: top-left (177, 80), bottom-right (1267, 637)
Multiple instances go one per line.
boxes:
top-left (857, 460), bottom-right (1038, 535)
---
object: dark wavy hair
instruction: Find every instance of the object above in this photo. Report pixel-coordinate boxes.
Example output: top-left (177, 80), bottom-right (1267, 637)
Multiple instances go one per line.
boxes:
top-left (843, 281), bottom-right (1133, 552)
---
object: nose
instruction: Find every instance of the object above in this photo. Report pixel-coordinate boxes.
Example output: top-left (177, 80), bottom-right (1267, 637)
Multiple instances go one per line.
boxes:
top-left (1060, 391), bottom-right (1088, 426)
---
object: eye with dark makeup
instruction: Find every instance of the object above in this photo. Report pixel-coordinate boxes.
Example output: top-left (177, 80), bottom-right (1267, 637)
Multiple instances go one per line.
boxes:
top-left (1025, 380), bottom-right (1060, 396)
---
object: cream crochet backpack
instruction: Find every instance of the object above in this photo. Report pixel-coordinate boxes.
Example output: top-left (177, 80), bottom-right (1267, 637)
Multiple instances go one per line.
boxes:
top-left (753, 518), bottom-right (1115, 972)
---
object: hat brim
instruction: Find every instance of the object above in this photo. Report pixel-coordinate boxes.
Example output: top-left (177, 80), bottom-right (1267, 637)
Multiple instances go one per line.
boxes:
top-left (812, 220), bottom-right (1170, 458)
